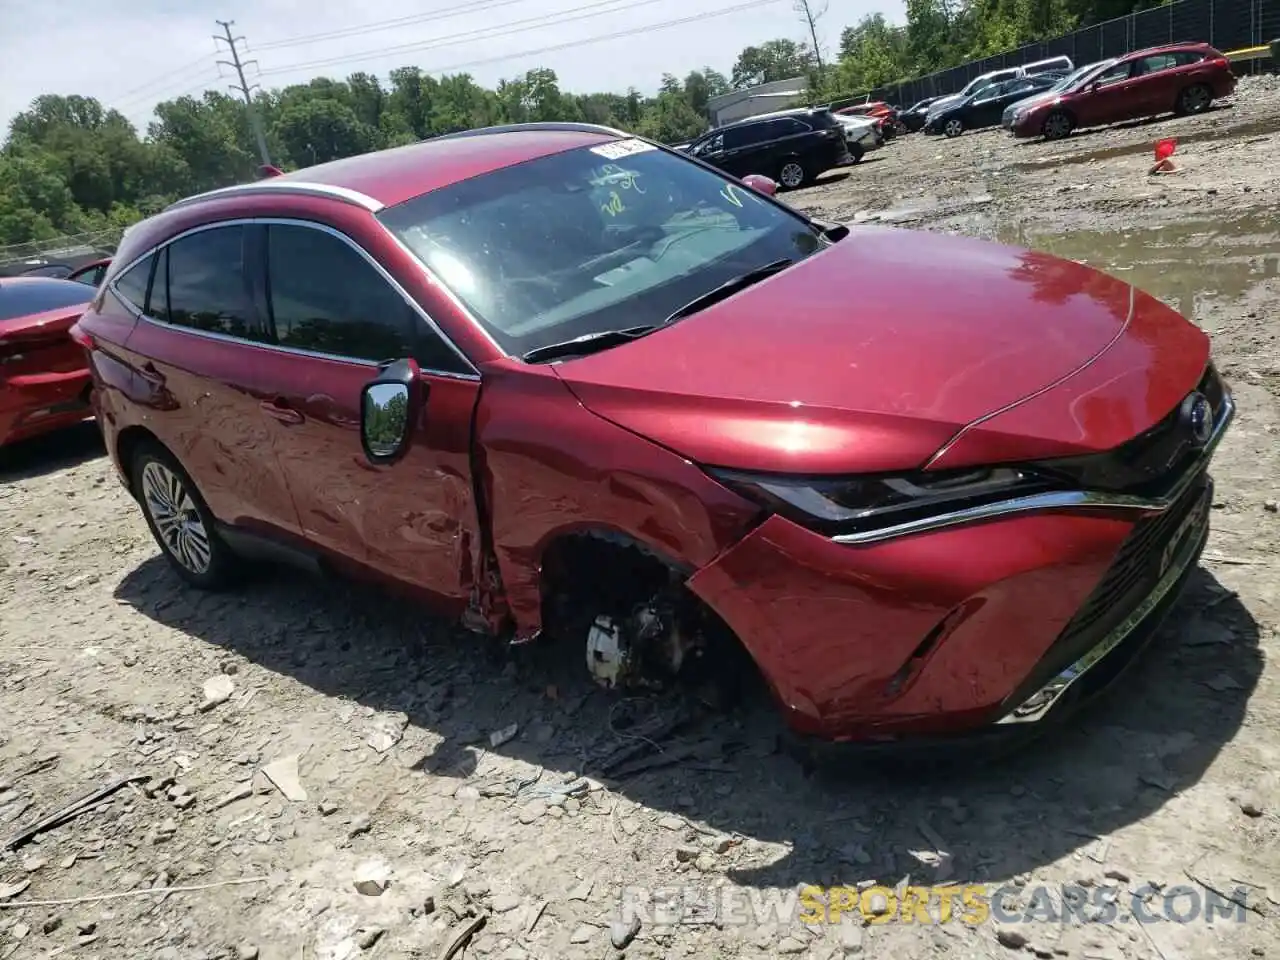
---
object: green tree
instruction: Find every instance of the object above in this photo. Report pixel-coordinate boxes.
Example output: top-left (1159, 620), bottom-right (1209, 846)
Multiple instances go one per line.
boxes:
top-left (730, 39), bottom-right (815, 88)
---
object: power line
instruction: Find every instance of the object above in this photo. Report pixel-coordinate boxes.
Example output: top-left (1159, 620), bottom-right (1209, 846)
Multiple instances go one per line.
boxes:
top-left (106, 57), bottom-right (218, 105)
top-left (113, 69), bottom-right (223, 115)
top-left (257, 0), bottom-right (757, 79)
top-left (252, 0), bottom-right (536, 51)
top-left (215, 20), bottom-right (272, 166)
top-left (422, 0), bottom-right (787, 76)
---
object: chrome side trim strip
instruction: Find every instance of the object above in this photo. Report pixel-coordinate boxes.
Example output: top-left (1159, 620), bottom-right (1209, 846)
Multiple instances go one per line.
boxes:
top-left (165, 181), bottom-right (384, 213)
top-left (832, 395), bottom-right (1234, 546)
top-left (105, 217), bottom-right (479, 380)
top-left (995, 498), bottom-right (1209, 725)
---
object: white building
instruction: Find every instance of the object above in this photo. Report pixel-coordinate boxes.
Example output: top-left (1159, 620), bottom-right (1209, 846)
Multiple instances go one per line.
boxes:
top-left (705, 76), bottom-right (809, 128)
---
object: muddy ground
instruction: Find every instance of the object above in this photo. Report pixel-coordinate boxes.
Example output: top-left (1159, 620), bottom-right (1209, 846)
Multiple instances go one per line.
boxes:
top-left (3, 75), bottom-right (1280, 960)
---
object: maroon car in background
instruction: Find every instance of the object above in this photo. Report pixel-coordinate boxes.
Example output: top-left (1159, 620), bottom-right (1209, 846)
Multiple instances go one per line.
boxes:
top-left (1008, 42), bottom-right (1236, 140)
top-left (72, 123), bottom-right (1232, 754)
top-left (1, 277), bottom-right (95, 447)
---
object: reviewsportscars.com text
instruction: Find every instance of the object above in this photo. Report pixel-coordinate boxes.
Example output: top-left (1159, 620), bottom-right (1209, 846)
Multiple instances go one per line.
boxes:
top-left (616, 882), bottom-right (1253, 927)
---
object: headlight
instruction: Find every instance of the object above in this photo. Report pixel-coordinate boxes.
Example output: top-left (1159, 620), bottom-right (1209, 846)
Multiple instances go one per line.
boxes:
top-left (709, 466), bottom-right (1054, 535)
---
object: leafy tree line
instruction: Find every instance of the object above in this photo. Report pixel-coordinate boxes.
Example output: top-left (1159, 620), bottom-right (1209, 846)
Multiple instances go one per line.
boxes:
top-left (0, 0), bottom-right (1155, 248)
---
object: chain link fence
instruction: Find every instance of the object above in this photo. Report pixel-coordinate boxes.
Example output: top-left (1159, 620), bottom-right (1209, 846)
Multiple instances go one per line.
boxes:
top-left (0, 228), bottom-right (123, 275)
top-left (861, 0), bottom-right (1278, 108)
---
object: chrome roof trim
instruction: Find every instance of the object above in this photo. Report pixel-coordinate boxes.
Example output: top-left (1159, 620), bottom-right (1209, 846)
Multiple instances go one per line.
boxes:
top-left (165, 180), bottom-right (384, 213)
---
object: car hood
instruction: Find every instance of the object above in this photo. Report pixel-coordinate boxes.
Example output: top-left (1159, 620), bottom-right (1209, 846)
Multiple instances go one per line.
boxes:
top-left (927, 94), bottom-right (964, 116)
top-left (1004, 89), bottom-right (1062, 116)
top-left (552, 225), bottom-right (1206, 475)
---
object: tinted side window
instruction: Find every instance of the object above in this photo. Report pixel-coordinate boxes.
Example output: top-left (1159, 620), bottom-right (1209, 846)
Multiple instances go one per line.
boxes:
top-left (1138, 54), bottom-right (1178, 74)
top-left (1095, 62), bottom-right (1132, 85)
top-left (164, 226), bottom-right (265, 341)
top-left (1173, 50), bottom-right (1206, 65)
top-left (781, 118), bottom-right (813, 134)
top-left (266, 224), bottom-right (464, 372)
top-left (724, 123), bottom-right (765, 148)
top-left (112, 254), bottom-right (154, 312)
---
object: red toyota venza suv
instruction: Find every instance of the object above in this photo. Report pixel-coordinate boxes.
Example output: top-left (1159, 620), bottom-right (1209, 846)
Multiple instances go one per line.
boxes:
top-left (72, 123), bottom-right (1233, 755)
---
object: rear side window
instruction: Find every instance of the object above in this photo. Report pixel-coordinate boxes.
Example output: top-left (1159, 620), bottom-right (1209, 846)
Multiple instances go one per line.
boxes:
top-left (162, 225), bottom-right (266, 342)
top-left (1137, 54), bottom-right (1179, 74)
top-left (112, 254), bottom-right (154, 313)
top-left (724, 123), bottom-right (766, 148)
top-left (775, 118), bottom-right (812, 135)
top-left (265, 224), bottom-right (465, 372)
top-left (1172, 50), bottom-right (1207, 65)
top-left (0, 279), bottom-right (90, 322)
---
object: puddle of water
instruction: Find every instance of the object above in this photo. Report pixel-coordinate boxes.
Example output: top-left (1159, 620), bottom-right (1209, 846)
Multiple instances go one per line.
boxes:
top-left (1007, 115), bottom-right (1280, 170)
top-left (995, 214), bottom-right (1280, 320)
top-left (854, 193), bottom-right (993, 224)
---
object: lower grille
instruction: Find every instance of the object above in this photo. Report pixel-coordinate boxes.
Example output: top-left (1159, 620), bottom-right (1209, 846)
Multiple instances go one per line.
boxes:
top-left (1017, 473), bottom-right (1210, 694)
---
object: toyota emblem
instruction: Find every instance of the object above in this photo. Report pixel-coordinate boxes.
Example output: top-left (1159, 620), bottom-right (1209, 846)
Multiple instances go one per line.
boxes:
top-left (1180, 392), bottom-right (1213, 446)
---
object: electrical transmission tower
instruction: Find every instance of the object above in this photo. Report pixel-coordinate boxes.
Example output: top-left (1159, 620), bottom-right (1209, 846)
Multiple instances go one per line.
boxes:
top-left (214, 20), bottom-right (272, 167)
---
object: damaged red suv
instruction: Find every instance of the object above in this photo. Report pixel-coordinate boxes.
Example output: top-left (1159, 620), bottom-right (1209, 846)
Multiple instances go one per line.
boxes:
top-left (72, 123), bottom-right (1232, 752)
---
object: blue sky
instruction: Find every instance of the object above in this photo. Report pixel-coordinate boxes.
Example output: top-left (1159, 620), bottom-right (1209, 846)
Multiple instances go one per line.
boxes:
top-left (0, 0), bottom-right (904, 135)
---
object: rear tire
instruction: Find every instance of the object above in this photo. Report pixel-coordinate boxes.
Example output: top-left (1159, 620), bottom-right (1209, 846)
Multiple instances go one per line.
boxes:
top-left (1176, 83), bottom-right (1212, 115)
top-left (777, 159), bottom-right (807, 190)
top-left (848, 142), bottom-right (865, 164)
top-left (1042, 109), bottom-right (1075, 140)
top-left (130, 442), bottom-right (238, 590)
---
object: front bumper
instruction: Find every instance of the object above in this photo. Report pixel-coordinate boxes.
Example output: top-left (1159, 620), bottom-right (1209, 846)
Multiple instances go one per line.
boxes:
top-left (686, 394), bottom-right (1233, 747)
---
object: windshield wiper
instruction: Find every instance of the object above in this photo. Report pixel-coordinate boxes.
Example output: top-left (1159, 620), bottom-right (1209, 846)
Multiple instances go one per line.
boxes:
top-left (661, 258), bottom-right (793, 326)
top-left (522, 325), bottom-right (659, 363)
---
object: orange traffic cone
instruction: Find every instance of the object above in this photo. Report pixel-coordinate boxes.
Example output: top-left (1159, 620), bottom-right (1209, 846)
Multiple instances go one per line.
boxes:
top-left (1149, 138), bottom-right (1179, 174)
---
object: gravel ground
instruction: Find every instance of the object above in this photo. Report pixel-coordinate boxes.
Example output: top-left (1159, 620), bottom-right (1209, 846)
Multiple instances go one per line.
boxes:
top-left (2, 75), bottom-right (1280, 960)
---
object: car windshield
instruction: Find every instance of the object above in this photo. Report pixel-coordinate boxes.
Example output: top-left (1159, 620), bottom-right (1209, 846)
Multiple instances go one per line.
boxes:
top-left (378, 140), bottom-right (825, 358)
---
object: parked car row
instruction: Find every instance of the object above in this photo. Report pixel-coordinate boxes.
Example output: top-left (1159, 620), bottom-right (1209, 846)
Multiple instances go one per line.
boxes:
top-left (919, 42), bottom-right (1236, 140)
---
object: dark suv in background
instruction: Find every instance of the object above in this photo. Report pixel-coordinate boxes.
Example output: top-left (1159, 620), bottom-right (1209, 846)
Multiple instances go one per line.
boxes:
top-left (687, 108), bottom-right (851, 190)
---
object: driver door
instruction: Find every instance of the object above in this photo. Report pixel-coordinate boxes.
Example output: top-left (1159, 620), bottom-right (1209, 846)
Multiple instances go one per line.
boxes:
top-left (255, 220), bottom-right (483, 612)
top-left (1077, 59), bottom-right (1138, 126)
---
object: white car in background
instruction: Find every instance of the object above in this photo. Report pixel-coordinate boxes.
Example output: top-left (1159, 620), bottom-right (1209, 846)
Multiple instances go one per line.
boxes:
top-left (834, 114), bottom-right (882, 160)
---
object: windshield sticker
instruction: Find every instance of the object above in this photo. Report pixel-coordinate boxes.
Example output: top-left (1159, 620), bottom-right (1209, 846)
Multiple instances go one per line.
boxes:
top-left (590, 138), bottom-right (658, 160)
top-left (596, 163), bottom-right (646, 193)
top-left (720, 183), bottom-right (745, 208)
top-left (600, 190), bottom-right (626, 217)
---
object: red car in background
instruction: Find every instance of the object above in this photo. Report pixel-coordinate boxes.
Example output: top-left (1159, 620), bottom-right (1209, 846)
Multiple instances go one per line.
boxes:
top-left (1, 277), bottom-right (95, 447)
top-left (73, 122), bottom-right (1231, 756)
top-left (67, 258), bottom-right (112, 287)
top-left (1007, 42), bottom-right (1236, 140)
top-left (836, 102), bottom-right (905, 138)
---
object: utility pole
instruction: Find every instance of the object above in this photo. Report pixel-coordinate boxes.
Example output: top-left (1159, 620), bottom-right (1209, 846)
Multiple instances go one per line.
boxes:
top-left (795, 0), bottom-right (827, 81)
top-left (214, 20), bottom-right (272, 167)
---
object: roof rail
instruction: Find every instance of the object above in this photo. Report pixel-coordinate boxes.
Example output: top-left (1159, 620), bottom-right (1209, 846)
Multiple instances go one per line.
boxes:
top-left (426, 121), bottom-right (631, 142)
top-left (164, 180), bottom-right (384, 213)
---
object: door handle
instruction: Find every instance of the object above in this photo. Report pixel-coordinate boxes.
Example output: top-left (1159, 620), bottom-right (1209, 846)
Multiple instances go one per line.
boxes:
top-left (259, 397), bottom-right (304, 425)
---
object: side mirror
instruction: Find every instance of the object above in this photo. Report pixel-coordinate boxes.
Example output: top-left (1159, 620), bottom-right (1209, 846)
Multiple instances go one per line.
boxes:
top-left (741, 173), bottom-right (778, 196)
top-left (360, 357), bottom-right (423, 465)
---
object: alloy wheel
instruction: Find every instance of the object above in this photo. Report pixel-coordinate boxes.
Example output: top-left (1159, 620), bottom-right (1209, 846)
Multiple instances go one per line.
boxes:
top-left (778, 162), bottom-right (805, 188)
top-left (141, 460), bottom-right (212, 574)
top-left (944, 118), bottom-right (964, 138)
top-left (1181, 85), bottom-right (1211, 113)
top-left (1042, 112), bottom-right (1072, 140)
